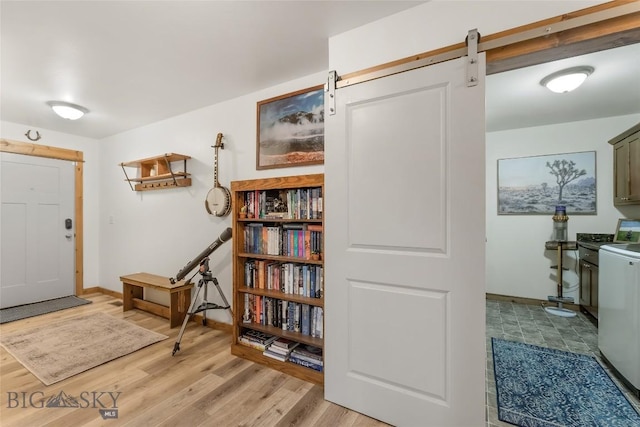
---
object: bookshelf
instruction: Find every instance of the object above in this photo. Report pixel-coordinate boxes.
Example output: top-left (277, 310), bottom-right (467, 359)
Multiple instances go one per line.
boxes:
top-left (230, 174), bottom-right (324, 385)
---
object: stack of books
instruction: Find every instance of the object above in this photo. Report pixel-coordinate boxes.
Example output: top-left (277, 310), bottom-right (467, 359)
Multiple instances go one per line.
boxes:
top-left (238, 329), bottom-right (276, 351)
top-left (262, 337), bottom-right (299, 362)
top-left (289, 345), bottom-right (323, 372)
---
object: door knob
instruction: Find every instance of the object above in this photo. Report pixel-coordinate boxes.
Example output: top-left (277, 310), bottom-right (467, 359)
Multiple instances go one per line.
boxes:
top-left (65, 234), bottom-right (72, 239)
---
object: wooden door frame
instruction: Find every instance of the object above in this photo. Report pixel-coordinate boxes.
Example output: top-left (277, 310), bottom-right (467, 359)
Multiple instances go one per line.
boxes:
top-left (1, 138), bottom-right (84, 296)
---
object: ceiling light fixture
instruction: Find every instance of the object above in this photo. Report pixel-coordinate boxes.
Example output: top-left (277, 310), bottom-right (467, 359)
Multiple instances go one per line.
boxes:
top-left (540, 66), bottom-right (594, 94)
top-left (46, 100), bottom-right (89, 120)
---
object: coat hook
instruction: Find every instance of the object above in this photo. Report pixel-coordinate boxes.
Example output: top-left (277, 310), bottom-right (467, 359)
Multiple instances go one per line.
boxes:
top-left (25, 130), bottom-right (41, 141)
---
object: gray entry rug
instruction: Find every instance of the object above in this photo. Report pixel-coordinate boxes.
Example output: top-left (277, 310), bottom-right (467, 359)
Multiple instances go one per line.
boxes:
top-left (0, 295), bottom-right (92, 324)
top-left (0, 312), bottom-right (168, 385)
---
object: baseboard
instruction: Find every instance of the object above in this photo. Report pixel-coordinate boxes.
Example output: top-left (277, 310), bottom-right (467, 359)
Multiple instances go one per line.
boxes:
top-left (81, 286), bottom-right (123, 299)
top-left (82, 287), bottom-right (232, 333)
top-left (486, 293), bottom-right (580, 312)
top-left (191, 314), bottom-right (233, 334)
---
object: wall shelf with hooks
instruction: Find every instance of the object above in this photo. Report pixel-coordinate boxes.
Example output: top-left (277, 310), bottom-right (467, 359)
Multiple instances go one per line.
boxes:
top-left (120, 153), bottom-right (191, 191)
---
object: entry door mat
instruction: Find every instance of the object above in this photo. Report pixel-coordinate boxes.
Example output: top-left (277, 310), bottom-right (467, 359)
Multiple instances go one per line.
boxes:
top-left (491, 338), bottom-right (640, 426)
top-left (0, 312), bottom-right (168, 385)
top-left (0, 296), bottom-right (92, 324)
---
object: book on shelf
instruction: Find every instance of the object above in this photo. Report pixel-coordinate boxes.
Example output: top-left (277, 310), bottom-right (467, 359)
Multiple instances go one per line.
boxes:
top-left (239, 337), bottom-right (268, 351)
top-left (238, 333), bottom-right (276, 351)
top-left (243, 222), bottom-right (322, 261)
top-left (301, 304), bottom-right (310, 336)
top-left (263, 348), bottom-right (288, 362)
top-left (266, 344), bottom-right (286, 355)
top-left (265, 212), bottom-right (287, 219)
top-left (262, 337), bottom-right (300, 361)
top-left (271, 337), bottom-right (300, 350)
top-left (291, 344), bottom-right (323, 362)
top-left (243, 187), bottom-right (322, 220)
top-left (288, 355), bottom-right (323, 372)
top-left (241, 329), bottom-right (277, 345)
top-left (312, 306), bottom-right (323, 338)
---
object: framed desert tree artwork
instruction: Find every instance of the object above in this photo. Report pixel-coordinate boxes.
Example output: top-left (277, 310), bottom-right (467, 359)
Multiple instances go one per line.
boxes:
top-left (497, 151), bottom-right (597, 215)
top-left (256, 84), bottom-right (324, 170)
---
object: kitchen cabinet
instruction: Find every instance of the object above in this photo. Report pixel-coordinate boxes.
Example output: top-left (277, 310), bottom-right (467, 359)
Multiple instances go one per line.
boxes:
top-left (578, 244), bottom-right (599, 320)
top-left (609, 122), bottom-right (640, 206)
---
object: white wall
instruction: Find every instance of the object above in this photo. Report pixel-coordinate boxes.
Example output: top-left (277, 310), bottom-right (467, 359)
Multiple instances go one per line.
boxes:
top-left (97, 72), bottom-right (325, 323)
top-left (1, 0), bottom-right (615, 322)
top-left (486, 114), bottom-right (640, 302)
top-left (329, 1), bottom-right (605, 74)
top-left (0, 121), bottom-right (101, 288)
top-left (326, 0), bottom-right (613, 305)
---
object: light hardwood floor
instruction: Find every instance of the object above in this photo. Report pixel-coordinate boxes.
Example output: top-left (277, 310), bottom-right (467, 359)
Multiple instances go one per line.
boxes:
top-left (0, 293), bottom-right (387, 427)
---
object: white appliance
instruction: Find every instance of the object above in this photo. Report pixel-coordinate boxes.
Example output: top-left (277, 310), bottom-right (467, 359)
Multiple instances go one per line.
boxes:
top-left (599, 243), bottom-right (640, 395)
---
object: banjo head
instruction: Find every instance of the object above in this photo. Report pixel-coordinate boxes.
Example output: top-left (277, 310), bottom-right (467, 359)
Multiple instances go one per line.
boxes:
top-left (206, 186), bottom-right (231, 217)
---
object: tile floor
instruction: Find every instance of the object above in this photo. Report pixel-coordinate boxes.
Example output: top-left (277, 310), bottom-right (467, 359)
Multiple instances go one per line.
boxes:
top-left (485, 299), bottom-right (640, 427)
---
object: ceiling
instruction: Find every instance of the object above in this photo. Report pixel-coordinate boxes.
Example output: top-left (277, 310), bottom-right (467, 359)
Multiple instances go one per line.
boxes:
top-left (2, 2), bottom-right (639, 140)
top-left (486, 42), bottom-right (640, 132)
top-left (1, 1), bottom-right (426, 139)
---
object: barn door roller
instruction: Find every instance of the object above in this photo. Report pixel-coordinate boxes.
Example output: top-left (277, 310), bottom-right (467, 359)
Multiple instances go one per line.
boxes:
top-left (326, 70), bottom-right (337, 116)
top-left (466, 29), bottom-right (479, 87)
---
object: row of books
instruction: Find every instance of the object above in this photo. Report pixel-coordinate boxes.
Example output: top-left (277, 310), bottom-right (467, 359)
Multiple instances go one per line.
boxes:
top-left (288, 345), bottom-right (323, 372)
top-left (245, 260), bottom-right (323, 298)
top-left (242, 295), bottom-right (324, 339)
top-left (264, 340), bottom-right (323, 372)
top-left (238, 331), bottom-right (324, 372)
top-left (244, 187), bottom-right (323, 220)
top-left (244, 223), bottom-right (322, 258)
top-left (237, 329), bottom-right (277, 351)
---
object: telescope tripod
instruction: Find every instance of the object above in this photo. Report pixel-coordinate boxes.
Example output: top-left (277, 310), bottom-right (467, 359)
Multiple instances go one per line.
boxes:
top-left (172, 269), bottom-right (232, 356)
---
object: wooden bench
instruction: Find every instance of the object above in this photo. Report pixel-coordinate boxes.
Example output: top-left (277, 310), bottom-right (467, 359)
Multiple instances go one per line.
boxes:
top-left (120, 272), bottom-right (193, 328)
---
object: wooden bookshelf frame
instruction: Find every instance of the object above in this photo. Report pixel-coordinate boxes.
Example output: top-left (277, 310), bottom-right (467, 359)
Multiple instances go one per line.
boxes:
top-left (230, 173), bottom-right (324, 385)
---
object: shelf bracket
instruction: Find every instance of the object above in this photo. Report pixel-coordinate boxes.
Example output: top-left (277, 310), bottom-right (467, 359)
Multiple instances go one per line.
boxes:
top-left (120, 163), bottom-right (135, 191)
top-left (163, 154), bottom-right (179, 187)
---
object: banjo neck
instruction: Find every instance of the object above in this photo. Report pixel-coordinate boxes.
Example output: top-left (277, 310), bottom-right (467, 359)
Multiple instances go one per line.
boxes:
top-left (213, 133), bottom-right (223, 188)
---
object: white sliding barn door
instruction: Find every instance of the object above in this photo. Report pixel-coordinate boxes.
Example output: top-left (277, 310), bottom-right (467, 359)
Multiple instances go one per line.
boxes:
top-left (325, 54), bottom-right (486, 426)
top-left (1, 152), bottom-right (75, 308)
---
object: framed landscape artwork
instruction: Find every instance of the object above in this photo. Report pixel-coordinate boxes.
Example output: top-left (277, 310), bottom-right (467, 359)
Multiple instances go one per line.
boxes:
top-left (256, 84), bottom-right (324, 170)
top-left (497, 151), bottom-right (597, 215)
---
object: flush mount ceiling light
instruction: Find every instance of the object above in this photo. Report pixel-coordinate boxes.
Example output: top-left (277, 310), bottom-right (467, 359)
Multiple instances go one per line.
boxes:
top-left (540, 66), bottom-right (594, 94)
top-left (46, 100), bottom-right (89, 120)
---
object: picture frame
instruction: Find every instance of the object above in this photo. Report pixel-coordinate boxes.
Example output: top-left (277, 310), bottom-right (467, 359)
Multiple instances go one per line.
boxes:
top-left (613, 218), bottom-right (640, 243)
top-left (256, 84), bottom-right (324, 170)
top-left (497, 151), bottom-right (597, 215)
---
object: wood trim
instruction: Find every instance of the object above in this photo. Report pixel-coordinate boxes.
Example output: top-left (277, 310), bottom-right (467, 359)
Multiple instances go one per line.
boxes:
top-left (0, 138), bottom-right (85, 295)
top-left (75, 161), bottom-right (84, 294)
top-left (0, 138), bottom-right (83, 162)
top-left (336, 0), bottom-right (640, 86)
top-left (83, 286), bottom-right (123, 299)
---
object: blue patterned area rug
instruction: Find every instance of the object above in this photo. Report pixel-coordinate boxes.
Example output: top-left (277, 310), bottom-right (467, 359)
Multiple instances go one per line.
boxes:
top-left (492, 338), bottom-right (640, 427)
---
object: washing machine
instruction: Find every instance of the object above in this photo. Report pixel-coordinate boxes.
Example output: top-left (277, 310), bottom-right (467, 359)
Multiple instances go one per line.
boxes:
top-left (599, 243), bottom-right (640, 396)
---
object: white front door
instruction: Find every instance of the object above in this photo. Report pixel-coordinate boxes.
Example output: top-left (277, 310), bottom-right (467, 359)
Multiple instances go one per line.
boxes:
top-left (325, 54), bottom-right (486, 426)
top-left (1, 152), bottom-right (75, 308)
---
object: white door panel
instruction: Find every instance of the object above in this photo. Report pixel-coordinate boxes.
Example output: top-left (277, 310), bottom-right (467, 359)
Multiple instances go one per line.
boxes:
top-left (1, 152), bottom-right (75, 308)
top-left (326, 55), bottom-right (486, 426)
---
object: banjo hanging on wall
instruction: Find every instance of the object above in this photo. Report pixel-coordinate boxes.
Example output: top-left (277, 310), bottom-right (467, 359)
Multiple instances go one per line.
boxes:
top-left (205, 133), bottom-right (231, 217)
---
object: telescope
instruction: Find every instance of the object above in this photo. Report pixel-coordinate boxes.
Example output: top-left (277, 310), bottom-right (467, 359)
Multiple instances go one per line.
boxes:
top-left (170, 227), bottom-right (232, 284)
